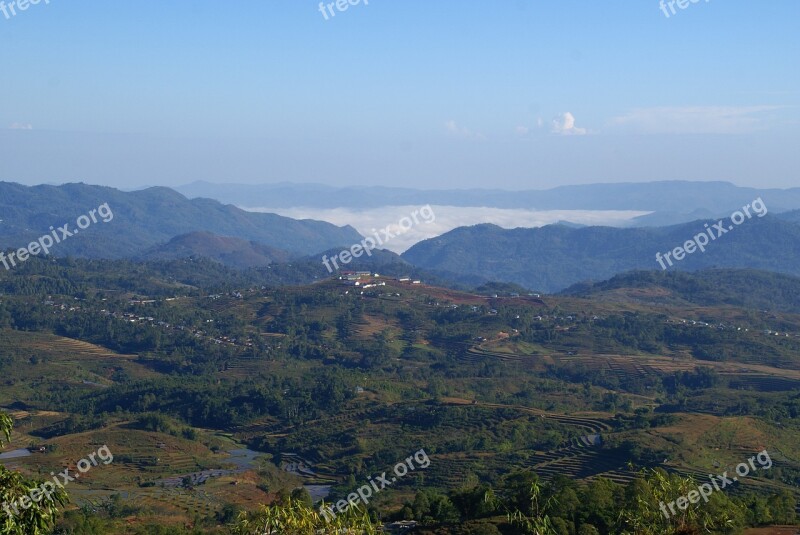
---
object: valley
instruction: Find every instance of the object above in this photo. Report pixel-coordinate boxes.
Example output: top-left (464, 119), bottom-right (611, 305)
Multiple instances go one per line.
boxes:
top-left (2, 258), bottom-right (799, 532)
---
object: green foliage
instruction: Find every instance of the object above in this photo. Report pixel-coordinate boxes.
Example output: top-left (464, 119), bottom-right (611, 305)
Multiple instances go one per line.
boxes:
top-left (290, 487), bottom-right (313, 508)
top-left (2, 258), bottom-right (800, 533)
top-left (473, 469), bottom-right (787, 535)
top-left (406, 490), bottom-right (460, 525)
top-left (55, 509), bottom-right (112, 534)
top-left (617, 468), bottom-right (745, 535)
top-left (488, 477), bottom-right (558, 535)
top-left (1, 414), bottom-right (69, 535)
top-left (567, 268), bottom-right (800, 314)
top-left (0, 414), bottom-right (11, 448)
top-left (231, 498), bottom-right (378, 535)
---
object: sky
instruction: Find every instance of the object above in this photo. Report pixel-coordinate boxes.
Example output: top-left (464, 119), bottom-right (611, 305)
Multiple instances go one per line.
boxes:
top-left (0, 0), bottom-right (798, 190)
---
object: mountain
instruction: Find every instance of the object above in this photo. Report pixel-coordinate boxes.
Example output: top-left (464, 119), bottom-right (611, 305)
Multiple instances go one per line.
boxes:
top-left (629, 208), bottom-right (717, 227)
top-left (0, 182), bottom-right (362, 258)
top-left (176, 180), bottom-right (800, 214)
top-left (778, 210), bottom-right (800, 224)
top-left (402, 216), bottom-right (800, 293)
top-left (140, 232), bottom-right (295, 269)
top-left (561, 269), bottom-right (800, 314)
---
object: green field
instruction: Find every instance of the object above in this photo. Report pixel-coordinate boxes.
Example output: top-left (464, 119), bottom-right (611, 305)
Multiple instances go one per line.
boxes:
top-left (2, 259), bottom-right (800, 533)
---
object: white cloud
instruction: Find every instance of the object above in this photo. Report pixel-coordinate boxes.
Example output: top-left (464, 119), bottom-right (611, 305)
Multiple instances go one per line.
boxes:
top-left (551, 112), bottom-right (587, 135)
top-left (515, 126), bottom-right (530, 136)
top-left (444, 120), bottom-right (486, 140)
top-left (9, 122), bottom-right (33, 130)
top-left (242, 205), bottom-right (648, 253)
top-left (609, 105), bottom-right (784, 134)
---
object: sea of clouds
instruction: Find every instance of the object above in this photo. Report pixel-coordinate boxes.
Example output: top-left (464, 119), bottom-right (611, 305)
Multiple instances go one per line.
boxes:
top-left (242, 205), bottom-right (650, 253)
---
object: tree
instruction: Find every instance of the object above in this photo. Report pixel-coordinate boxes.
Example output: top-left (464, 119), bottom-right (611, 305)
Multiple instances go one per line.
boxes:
top-left (232, 498), bottom-right (378, 535)
top-left (290, 487), bottom-right (312, 508)
top-left (464, 522), bottom-right (502, 535)
top-left (1, 411), bottom-right (68, 534)
top-left (617, 468), bottom-right (744, 535)
top-left (487, 477), bottom-right (558, 535)
top-left (0, 414), bottom-right (11, 445)
top-left (767, 490), bottom-right (796, 525)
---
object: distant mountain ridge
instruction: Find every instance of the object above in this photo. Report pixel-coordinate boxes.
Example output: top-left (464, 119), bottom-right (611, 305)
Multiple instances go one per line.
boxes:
top-left (402, 216), bottom-right (800, 293)
top-left (778, 210), bottom-right (800, 223)
top-left (0, 182), bottom-right (362, 258)
top-left (176, 180), bottom-right (800, 215)
top-left (6, 181), bottom-right (800, 296)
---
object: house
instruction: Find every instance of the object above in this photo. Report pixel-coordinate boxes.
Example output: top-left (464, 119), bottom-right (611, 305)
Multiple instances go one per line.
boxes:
top-left (384, 521), bottom-right (418, 533)
top-left (341, 271), bottom-right (371, 280)
top-left (340, 271), bottom-right (368, 282)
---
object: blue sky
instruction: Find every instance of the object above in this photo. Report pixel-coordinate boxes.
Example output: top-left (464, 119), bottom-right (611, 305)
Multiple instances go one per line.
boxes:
top-left (0, 0), bottom-right (798, 189)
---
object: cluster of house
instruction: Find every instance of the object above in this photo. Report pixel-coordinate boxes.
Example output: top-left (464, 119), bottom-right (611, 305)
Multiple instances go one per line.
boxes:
top-left (669, 317), bottom-right (798, 337)
top-left (339, 271), bottom-right (387, 288)
top-left (337, 271), bottom-right (421, 288)
top-left (42, 297), bottom-right (255, 349)
top-left (206, 291), bottom-right (243, 300)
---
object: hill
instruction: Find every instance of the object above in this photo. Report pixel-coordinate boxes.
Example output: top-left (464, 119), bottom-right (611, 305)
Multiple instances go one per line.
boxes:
top-left (141, 232), bottom-right (295, 269)
top-left (402, 216), bottom-right (800, 293)
top-left (0, 182), bottom-right (362, 258)
top-left (778, 210), bottom-right (800, 224)
top-left (562, 269), bottom-right (800, 314)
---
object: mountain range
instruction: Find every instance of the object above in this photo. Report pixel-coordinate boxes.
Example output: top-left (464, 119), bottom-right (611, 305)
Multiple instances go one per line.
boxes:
top-left (4, 181), bottom-right (800, 294)
top-left (0, 182), bottom-right (361, 258)
top-left (401, 215), bottom-right (800, 292)
top-left (175, 180), bottom-right (800, 219)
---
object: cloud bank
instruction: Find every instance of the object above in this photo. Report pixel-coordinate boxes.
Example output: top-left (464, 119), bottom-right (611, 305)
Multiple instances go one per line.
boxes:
top-left (242, 205), bottom-right (649, 253)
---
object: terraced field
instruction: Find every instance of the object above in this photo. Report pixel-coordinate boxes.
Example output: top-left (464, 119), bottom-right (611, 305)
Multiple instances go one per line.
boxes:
top-left (545, 352), bottom-right (800, 393)
top-left (0, 330), bottom-right (157, 403)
